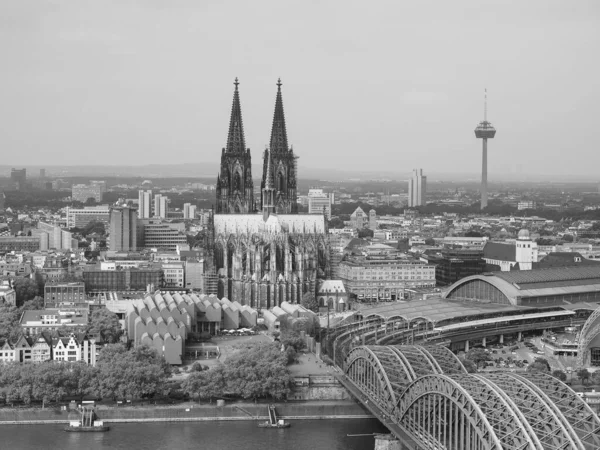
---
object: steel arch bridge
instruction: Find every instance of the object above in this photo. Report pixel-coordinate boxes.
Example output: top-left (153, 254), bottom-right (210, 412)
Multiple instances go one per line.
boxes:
top-left (341, 344), bottom-right (600, 449)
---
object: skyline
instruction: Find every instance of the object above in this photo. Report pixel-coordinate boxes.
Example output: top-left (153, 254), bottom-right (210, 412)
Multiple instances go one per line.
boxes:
top-left (1, 1), bottom-right (599, 176)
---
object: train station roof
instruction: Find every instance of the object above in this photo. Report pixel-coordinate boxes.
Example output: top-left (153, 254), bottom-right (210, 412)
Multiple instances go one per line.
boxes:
top-left (359, 297), bottom-right (526, 325)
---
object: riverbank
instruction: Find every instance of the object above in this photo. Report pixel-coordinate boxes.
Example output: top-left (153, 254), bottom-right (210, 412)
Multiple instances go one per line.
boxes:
top-left (0, 400), bottom-right (373, 425)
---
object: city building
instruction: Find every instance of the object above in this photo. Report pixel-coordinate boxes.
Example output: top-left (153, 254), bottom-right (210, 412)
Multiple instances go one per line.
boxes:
top-left (518, 201), bottom-right (537, 210)
top-left (317, 280), bottom-right (348, 312)
top-left (425, 248), bottom-right (486, 286)
top-left (82, 265), bottom-right (163, 293)
top-left (483, 229), bottom-right (538, 271)
top-left (154, 194), bottom-right (169, 219)
top-left (349, 207), bottom-right (368, 229)
top-left (44, 282), bottom-right (87, 308)
top-left (65, 205), bottom-right (110, 228)
top-left (209, 79), bottom-right (329, 307)
top-left (408, 169), bottom-right (426, 207)
top-left (52, 334), bottom-right (100, 365)
top-left (185, 259), bottom-right (203, 291)
top-left (109, 207), bottom-right (137, 251)
top-left (369, 209), bottom-right (377, 230)
top-left (0, 283), bottom-right (17, 306)
top-left (339, 256), bottom-right (436, 301)
top-left (307, 189), bottom-right (332, 219)
top-left (71, 181), bottom-right (106, 203)
top-left (162, 261), bottom-right (185, 288)
top-left (10, 168), bottom-right (27, 190)
top-left (138, 220), bottom-right (187, 250)
top-left (183, 203), bottom-right (197, 219)
top-left (138, 190), bottom-right (152, 219)
top-left (20, 309), bottom-right (89, 336)
top-left (35, 222), bottom-right (77, 251)
top-left (0, 236), bottom-right (40, 252)
top-left (444, 265), bottom-right (600, 307)
top-left (474, 89), bottom-right (497, 209)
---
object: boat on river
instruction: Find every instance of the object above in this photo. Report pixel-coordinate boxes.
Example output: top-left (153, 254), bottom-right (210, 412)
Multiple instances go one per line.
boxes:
top-left (258, 405), bottom-right (290, 429)
top-left (64, 407), bottom-right (109, 432)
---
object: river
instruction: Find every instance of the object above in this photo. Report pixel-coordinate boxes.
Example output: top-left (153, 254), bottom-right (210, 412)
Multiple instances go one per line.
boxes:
top-left (2, 419), bottom-right (389, 450)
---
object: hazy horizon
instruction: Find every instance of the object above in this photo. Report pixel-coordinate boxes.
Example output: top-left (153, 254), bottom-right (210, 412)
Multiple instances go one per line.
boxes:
top-left (1, 1), bottom-right (599, 176)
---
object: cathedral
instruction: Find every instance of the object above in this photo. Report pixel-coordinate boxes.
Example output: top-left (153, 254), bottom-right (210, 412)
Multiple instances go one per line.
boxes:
top-left (211, 79), bottom-right (330, 309)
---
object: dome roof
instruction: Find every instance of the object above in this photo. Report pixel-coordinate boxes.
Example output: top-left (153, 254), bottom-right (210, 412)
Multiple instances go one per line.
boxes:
top-left (517, 229), bottom-right (530, 239)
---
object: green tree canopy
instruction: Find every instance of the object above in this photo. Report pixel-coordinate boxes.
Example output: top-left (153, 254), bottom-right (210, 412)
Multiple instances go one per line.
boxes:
top-left (12, 278), bottom-right (39, 306)
top-left (301, 291), bottom-right (319, 313)
top-left (527, 358), bottom-right (551, 373)
top-left (94, 344), bottom-right (171, 400)
top-left (86, 309), bottom-right (123, 343)
top-left (551, 369), bottom-right (567, 382)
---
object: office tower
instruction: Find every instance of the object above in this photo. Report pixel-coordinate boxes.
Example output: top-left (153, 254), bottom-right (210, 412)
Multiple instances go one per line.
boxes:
top-left (307, 188), bottom-right (332, 219)
top-left (154, 194), bottom-right (169, 219)
top-left (474, 89), bottom-right (497, 209)
top-left (109, 207), bottom-right (137, 251)
top-left (39, 169), bottom-right (46, 178)
top-left (183, 203), bottom-right (197, 219)
top-left (11, 168), bottom-right (26, 190)
top-left (71, 182), bottom-right (106, 203)
top-left (408, 169), bottom-right (427, 207)
top-left (138, 190), bottom-right (152, 219)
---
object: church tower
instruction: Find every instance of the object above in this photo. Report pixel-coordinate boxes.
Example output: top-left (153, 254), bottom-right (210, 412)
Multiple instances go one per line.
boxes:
top-left (260, 79), bottom-right (298, 214)
top-left (216, 78), bottom-right (254, 214)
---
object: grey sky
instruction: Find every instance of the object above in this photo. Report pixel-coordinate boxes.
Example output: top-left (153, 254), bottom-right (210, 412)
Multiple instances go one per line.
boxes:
top-left (1, 0), bottom-right (598, 178)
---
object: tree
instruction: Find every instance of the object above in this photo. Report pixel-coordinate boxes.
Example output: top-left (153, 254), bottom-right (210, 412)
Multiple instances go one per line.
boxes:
top-left (11, 278), bottom-right (39, 306)
top-left (21, 296), bottom-right (44, 311)
top-left (591, 370), bottom-right (600, 386)
top-left (358, 228), bottom-right (374, 238)
top-left (87, 309), bottom-right (123, 343)
top-left (464, 348), bottom-right (491, 367)
top-left (94, 344), bottom-right (171, 400)
top-left (576, 368), bottom-right (591, 385)
top-left (551, 369), bottom-right (567, 382)
top-left (280, 331), bottom-right (305, 353)
top-left (527, 358), bottom-right (551, 373)
top-left (182, 364), bottom-right (226, 401)
top-left (424, 237), bottom-right (436, 246)
top-left (460, 359), bottom-right (477, 373)
top-left (301, 291), bottom-right (319, 313)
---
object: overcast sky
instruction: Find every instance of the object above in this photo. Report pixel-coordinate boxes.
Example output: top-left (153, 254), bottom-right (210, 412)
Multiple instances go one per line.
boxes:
top-left (1, 1), bottom-right (598, 179)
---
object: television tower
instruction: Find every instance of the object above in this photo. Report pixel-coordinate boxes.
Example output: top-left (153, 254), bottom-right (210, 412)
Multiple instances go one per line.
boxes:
top-left (474, 89), bottom-right (496, 209)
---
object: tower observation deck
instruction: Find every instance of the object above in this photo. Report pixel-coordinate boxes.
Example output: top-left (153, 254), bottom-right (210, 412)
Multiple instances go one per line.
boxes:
top-left (474, 89), bottom-right (496, 209)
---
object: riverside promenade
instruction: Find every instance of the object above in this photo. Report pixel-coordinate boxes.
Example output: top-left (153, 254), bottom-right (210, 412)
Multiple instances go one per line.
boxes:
top-left (0, 400), bottom-right (373, 425)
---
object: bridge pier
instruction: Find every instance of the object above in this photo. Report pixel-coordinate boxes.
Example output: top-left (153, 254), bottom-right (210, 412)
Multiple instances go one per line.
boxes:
top-left (464, 340), bottom-right (469, 352)
top-left (482, 337), bottom-right (486, 347)
top-left (499, 334), bottom-right (504, 344)
top-left (518, 331), bottom-right (522, 341)
top-left (374, 434), bottom-right (402, 450)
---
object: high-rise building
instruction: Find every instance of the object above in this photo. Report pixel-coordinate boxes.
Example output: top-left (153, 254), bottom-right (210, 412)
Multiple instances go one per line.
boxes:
top-left (109, 207), bottom-right (137, 251)
top-left (138, 190), bottom-right (152, 219)
top-left (71, 182), bottom-right (106, 203)
top-left (153, 194), bottom-right (169, 219)
top-left (369, 209), bottom-right (377, 230)
top-left (474, 89), bottom-right (496, 209)
top-left (10, 168), bottom-right (26, 191)
top-left (408, 169), bottom-right (427, 207)
top-left (65, 205), bottom-right (111, 228)
top-left (183, 203), bottom-right (197, 219)
top-left (35, 222), bottom-right (76, 250)
top-left (307, 189), bottom-right (332, 219)
top-left (39, 169), bottom-right (46, 178)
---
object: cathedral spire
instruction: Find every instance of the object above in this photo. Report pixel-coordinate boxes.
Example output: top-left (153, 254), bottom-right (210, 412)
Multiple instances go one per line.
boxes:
top-left (226, 77), bottom-right (246, 154)
top-left (269, 78), bottom-right (289, 154)
top-left (264, 148), bottom-right (274, 189)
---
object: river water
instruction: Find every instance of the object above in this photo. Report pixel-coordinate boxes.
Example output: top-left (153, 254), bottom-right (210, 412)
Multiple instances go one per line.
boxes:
top-left (2, 419), bottom-right (389, 450)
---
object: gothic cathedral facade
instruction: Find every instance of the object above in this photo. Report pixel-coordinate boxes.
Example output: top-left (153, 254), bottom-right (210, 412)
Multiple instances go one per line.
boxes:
top-left (210, 79), bottom-right (330, 309)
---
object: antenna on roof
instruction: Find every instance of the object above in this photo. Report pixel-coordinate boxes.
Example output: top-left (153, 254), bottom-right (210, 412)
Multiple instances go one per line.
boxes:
top-left (484, 88), bottom-right (487, 122)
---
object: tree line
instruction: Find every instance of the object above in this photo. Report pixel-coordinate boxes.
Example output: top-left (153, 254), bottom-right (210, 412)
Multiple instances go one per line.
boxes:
top-left (0, 344), bottom-right (171, 407)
